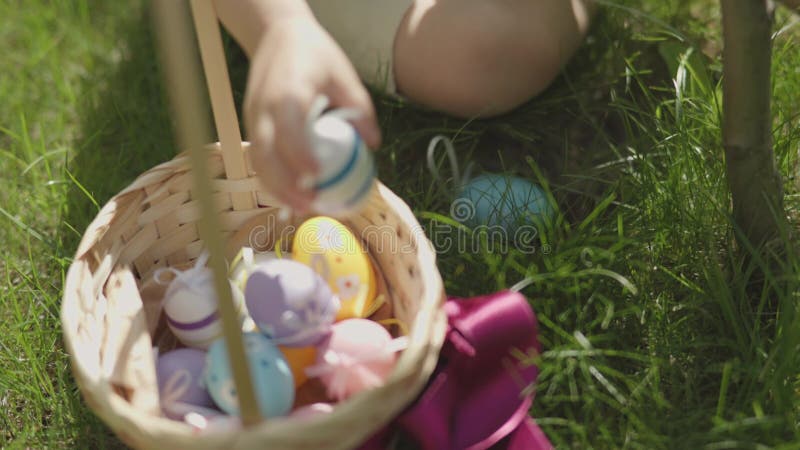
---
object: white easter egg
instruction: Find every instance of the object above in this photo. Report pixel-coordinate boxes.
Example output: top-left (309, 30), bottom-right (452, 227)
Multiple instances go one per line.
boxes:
top-left (309, 114), bottom-right (375, 216)
top-left (163, 267), bottom-right (245, 349)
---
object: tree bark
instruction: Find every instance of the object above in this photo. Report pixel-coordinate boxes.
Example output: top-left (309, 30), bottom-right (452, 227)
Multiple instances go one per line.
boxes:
top-left (721, 0), bottom-right (786, 248)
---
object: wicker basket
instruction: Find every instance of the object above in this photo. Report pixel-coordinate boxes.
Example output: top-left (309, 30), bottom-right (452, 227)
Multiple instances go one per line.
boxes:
top-left (60, 2), bottom-right (447, 448)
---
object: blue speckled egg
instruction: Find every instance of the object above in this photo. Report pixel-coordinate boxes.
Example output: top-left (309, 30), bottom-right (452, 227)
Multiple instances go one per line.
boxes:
top-left (457, 174), bottom-right (554, 233)
top-left (205, 333), bottom-right (294, 418)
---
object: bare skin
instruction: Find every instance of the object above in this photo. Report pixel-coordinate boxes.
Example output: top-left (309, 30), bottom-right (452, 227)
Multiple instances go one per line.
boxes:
top-left (214, 0), bottom-right (593, 211)
top-left (395, 0), bottom-right (594, 117)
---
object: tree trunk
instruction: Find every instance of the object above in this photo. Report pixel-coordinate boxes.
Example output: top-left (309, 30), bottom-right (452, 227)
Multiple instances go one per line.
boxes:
top-left (721, 0), bottom-right (786, 248)
top-left (777, 0), bottom-right (800, 11)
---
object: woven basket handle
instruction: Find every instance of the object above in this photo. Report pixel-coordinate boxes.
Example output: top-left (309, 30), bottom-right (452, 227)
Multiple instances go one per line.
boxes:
top-left (190, 0), bottom-right (255, 211)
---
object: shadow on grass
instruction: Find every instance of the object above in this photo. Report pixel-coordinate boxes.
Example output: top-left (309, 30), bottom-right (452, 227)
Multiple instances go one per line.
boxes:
top-left (61, 6), bottom-right (250, 251)
top-left (370, 8), bottom-right (677, 223)
top-left (62, 11), bottom-right (172, 253)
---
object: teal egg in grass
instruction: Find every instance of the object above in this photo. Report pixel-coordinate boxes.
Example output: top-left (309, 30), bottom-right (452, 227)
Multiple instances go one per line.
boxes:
top-left (205, 333), bottom-right (294, 418)
top-left (456, 174), bottom-right (554, 234)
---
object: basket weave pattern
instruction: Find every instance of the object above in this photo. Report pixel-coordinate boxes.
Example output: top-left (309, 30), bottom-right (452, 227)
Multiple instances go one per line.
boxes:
top-left (62, 143), bottom-right (447, 449)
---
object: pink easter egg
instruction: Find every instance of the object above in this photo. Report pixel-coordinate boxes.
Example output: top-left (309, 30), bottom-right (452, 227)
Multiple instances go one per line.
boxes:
top-left (309, 319), bottom-right (396, 400)
top-left (290, 403), bottom-right (334, 420)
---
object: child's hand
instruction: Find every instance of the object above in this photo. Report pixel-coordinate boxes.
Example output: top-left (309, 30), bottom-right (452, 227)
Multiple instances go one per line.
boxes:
top-left (244, 17), bottom-right (381, 213)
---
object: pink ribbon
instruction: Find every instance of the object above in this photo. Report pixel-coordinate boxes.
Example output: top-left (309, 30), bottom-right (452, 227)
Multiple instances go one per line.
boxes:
top-left (360, 290), bottom-right (551, 450)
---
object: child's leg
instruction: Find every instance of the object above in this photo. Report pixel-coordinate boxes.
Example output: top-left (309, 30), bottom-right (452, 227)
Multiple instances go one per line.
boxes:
top-left (393, 0), bottom-right (594, 117)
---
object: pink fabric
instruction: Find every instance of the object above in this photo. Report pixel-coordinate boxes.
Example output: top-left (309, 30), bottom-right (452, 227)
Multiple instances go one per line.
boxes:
top-left (360, 290), bottom-right (551, 450)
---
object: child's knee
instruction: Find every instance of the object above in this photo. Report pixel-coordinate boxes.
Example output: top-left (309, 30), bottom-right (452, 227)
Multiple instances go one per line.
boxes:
top-left (394, 0), bottom-right (592, 118)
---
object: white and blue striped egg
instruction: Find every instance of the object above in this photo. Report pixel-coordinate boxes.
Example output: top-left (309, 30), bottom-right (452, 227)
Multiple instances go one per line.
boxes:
top-left (308, 113), bottom-right (375, 216)
top-left (162, 267), bottom-right (246, 350)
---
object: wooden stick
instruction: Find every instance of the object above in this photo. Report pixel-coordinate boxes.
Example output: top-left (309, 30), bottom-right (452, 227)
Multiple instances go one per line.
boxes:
top-left (151, 0), bottom-right (262, 427)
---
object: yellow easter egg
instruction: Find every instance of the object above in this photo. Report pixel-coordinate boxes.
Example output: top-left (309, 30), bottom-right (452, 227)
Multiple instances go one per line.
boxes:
top-left (292, 217), bottom-right (377, 320)
top-left (280, 346), bottom-right (317, 387)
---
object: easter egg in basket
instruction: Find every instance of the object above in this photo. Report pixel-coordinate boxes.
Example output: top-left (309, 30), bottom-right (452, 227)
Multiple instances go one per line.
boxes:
top-left (292, 217), bottom-right (376, 320)
top-left (59, 3), bottom-right (447, 444)
top-left (306, 319), bottom-right (402, 401)
top-left (290, 402), bottom-right (334, 420)
top-left (159, 256), bottom-right (247, 350)
top-left (280, 345), bottom-right (317, 387)
top-left (156, 348), bottom-right (215, 420)
top-left (205, 332), bottom-right (294, 418)
top-left (244, 258), bottom-right (339, 347)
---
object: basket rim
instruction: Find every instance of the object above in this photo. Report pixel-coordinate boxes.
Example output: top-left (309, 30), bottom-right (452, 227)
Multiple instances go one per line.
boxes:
top-left (60, 148), bottom-right (447, 447)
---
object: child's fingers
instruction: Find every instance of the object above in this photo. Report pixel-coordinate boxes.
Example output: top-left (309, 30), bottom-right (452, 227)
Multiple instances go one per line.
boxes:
top-left (254, 150), bottom-right (314, 212)
top-left (250, 116), bottom-right (314, 212)
top-left (328, 80), bottom-right (382, 149)
top-left (271, 93), bottom-right (320, 177)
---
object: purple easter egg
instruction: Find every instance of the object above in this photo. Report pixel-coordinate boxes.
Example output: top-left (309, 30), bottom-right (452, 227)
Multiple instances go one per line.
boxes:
top-left (244, 259), bottom-right (339, 347)
top-left (156, 348), bottom-right (215, 418)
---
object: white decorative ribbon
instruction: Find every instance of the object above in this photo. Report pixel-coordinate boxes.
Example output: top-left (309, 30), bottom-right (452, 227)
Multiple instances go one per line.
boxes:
top-left (426, 135), bottom-right (474, 198)
top-left (264, 287), bottom-right (341, 346)
top-left (153, 251), bottom-right (212, 302)
top-left (158, 363), bottom-right (241, 432)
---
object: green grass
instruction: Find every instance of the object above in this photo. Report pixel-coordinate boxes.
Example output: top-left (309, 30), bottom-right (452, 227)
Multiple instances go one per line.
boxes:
top-left (1, 0), bottom-right (799, 448)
